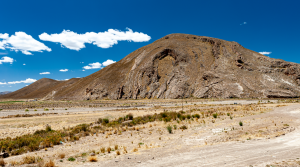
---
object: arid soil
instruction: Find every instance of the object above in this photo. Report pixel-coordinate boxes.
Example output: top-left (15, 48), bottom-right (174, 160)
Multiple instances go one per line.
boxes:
top-left (0, 99), bottom-right (299, 167)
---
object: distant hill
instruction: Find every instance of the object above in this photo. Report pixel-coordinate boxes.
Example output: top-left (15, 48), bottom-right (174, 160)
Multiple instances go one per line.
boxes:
top-left (0, 78), bottom-right (80, 99)
top-left (2, 33), bottom-right (300, 100)
top-left (0, 91), bottom-right (12, 95)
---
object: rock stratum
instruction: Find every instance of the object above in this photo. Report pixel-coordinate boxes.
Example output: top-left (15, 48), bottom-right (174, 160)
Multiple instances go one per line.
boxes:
top-left (2, 34), bottom-right (300, 100)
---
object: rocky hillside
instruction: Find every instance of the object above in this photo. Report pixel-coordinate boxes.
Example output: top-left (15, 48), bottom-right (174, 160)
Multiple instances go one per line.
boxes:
top-left (3, 34), bottom-right (300, 100)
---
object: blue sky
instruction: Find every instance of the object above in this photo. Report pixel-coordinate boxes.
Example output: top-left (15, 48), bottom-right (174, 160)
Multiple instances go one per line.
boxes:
top-left (0, 0), bottom-right (299, 92)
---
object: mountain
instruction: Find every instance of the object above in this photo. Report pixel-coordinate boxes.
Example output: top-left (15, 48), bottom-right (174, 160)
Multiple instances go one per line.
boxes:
top-left (0, 91), bottom-right (12, 95)
top-left (0, 78), bottom-right (81, 99)
top-left (2, 34), bottom-right (300, 100)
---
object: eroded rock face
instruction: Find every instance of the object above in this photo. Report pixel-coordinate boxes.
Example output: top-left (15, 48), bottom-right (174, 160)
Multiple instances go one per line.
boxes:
top-left (5, 34), bottom-right (300, 100)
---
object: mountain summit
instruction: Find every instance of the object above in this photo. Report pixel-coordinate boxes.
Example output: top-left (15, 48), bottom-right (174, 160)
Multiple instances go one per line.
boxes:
top-left (3, 34), bottom-right (300, 100)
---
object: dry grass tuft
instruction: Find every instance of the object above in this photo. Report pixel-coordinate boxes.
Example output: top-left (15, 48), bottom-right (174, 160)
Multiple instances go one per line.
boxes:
top-left (10, 160), bottom-right (18, 166)
top-left (88, 156), bottom-right (98, 162)
top-left (100, 147), bottom-right (105, 153)
top-left (58, 153), bottom-right (65, 159)
top-left (0, 159), bottom-right (5, 167)
top-left (116, 150), bottom-right (121, 155)
top-left (44, 159), bottom-right (55, 167)
top-left (115, 145), bottom-right (118, 150)
top-left (22, 155), bottom-right (36, 164)
top-left (133, 148), bottom-right (138, 152)
top-left (107, 147), bottom-right (111, 153)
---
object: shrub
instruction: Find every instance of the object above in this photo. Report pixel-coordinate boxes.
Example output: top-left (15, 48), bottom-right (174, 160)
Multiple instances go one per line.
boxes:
top-left (213, 113), bottom-right (218, 118)
top-left (103, 118), bottom-right (109, 124)
top-left (0, 159), bottom-right (5, 167)
top-left (194, 114), bottom-right (200, 118)
top-left (133, 148), bottom-right (138, 152)
top-left (65, 108), bottom-right (68, 110)
top-left (180, 125), bottom-right (188, 130)
top-left (44, 159), bottom-right (55, 167)
top-left (116, 150), bottom-right (121, 155)
top-left (167, 125), bottom-right (172, 134)
top-left (173, 125), bottom-right (177, 130)
top-left (88, 156), bottom-right (97, 162)
top-left (46, 125), bottom-right (52, 132)
top-left (239, 121), bottom-right (243, 126)
top-left (128, 113), bottom-right (134, 120)
top-left (100, 147), bottom-right (105, 153)
top-left (44, 108), bottom-right (49, 111)
top-left (25, 109), bottom-right (29, 112)
top-left (107, 147), bottom-right (111, 153)
top-left (34, 109), bottom-right (37, 111)
top-left (115, 145), bottom-right (118, 150)
top-left (227, 113), bottom-right (230, 116)
top-left (68, 157), bottom-right (75, 161)
top-left (187, 115), bottom-right (191, 119)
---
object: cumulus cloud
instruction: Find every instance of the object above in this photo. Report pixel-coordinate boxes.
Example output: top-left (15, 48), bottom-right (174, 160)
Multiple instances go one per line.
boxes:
top-left (102, 59), bottom-right (116, 66)
top-left (259, 51), bottom-right (272, 55)
top-left (83, 59), bottom-right (117, 70)
top-left (0, 82), bottom-right (7, 85)
top-left (0, 32), bottom-right (51, 55)
top-left (39, 28), bottom-right (151, 51)
top-left (0, 56), bottom-right (14, 64)
top-left (59, 69), bottom-right (68, 72)
top-left (83, 62), bottom-right (102, 70)
top-left (7, 78), bottom-right (37, 84)
top-left (39, 72), bottom-right (50, 75)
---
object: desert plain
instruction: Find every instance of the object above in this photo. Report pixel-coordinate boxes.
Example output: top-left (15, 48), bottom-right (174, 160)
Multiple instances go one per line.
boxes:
top-left (1, 99), bottom-right (300, 167)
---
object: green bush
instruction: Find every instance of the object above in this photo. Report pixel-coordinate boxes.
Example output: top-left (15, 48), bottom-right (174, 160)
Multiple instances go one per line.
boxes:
top-left (213, 113), bottom-right (218, 118)
top-left (187, 115), bottom-right (191, 119)
top-left (68, 157), bottom-right (76, 161)
top-left (25, 109), bottom-right (29, 112)
top-left (103, 118), bottom-right (109, 124)
top-left (44, 108), bottom-right (49, 111)
top-left (167, 125), bottom-right (172, 134)
top-left (239, 121), bottom-right (243, 126)
top-left (194, 114), bottom-right (200, 118)
top-left (127, 113), bottom-right (133, 120)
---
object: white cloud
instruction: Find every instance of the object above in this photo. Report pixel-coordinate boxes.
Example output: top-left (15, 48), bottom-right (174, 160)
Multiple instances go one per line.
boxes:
top-left (23, 63), bottom-right (26, 65)
top-left (0, 56), bottom-right (14, 64)
top-left (259, 51), bottom-right (272, 55)
top-left (0, 32), bottom-right (51, 55)
top-left (39, 28), bottom-right (151, 51)
top-left (7, 78), bottom-right (37, 84)
top-left (0, 82), bottom-right (7, 85)
top-left (240, 22), bottom-right (247, 25)
top-left (83, 59), bottom-right (117, 70)
top-left (102, 59), bottom-right (116, 66)
top-left (40, 72), bottom-right (50, 75)
top-left (59, 69), bottom-right (68, 72)
top-left (83, 62), bottom-right (102, 70)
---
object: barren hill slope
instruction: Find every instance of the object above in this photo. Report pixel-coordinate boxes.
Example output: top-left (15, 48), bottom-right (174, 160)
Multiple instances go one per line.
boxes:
top-left (1, 78), bottom-right (80, 99)
top-left (4, 34), bottom-right (300, 100)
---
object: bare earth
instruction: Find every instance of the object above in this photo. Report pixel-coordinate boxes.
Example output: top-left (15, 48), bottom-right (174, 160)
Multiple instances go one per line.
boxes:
top-left (1, 99), bottom-right (300, 167)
